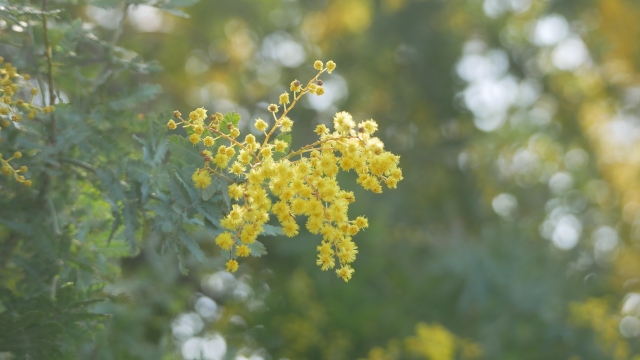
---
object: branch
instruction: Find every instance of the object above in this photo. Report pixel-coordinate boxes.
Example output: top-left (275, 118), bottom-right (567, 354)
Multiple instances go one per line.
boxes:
top-left (59, 157), bottom-right (97, 174)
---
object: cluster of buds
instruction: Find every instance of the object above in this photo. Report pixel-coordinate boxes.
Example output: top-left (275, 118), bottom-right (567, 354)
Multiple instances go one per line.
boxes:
top-left (0, 59), bottom-right (49, 186)
top-left (167, 60), bottom-right (403, 281)
top-left (0, 151), bottom-right (30, 186)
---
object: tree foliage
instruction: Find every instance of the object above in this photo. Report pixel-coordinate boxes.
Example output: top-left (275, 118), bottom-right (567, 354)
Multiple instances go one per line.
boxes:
top-left (3, 0), bottom-right (640, 359)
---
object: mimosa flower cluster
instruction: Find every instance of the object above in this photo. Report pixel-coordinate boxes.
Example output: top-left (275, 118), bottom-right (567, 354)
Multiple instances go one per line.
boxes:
top-left (0, 58), bottom-right (54, 186)
top-left (168, 61), bottom-right (403, 281)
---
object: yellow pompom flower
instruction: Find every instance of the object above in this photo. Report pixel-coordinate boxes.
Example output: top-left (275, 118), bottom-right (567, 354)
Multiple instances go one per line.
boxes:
top-left (213, 153), bottom-right (230, 168)
top-left (274, 140), bottom-right (288, 152)
top-left (239, 150), bottom-right (252, 164)
top-left (336, 265), bottom-right (354, 282)
top-left (215, 232), bottom-right (235, 250)
top-left (203, 136), bottom-right (215, 146)
top-left (280, 117), bottom-right (293, 132)
top-left (192, 169), bottom-right (212, 189)
top-left (13, 151), bottom-right (21, 159)
top-left (225, 147), bottom-right (235, 157)
top-left (254, 118), bottom-right (268, 131)
top-left (261, 147), bottom-right (272, 158)
top-left (279, 92), bottom-right (290, 105)
top-left (316, 254), bottom-right (335, 271)
top-left (333, 111), bottom-right (355, 133)
top-left (189, 133), bottom-right (200, 144)
top-left (326, 60), bottom-right (336, 73)
top-left (167, 119), bottom-right (177, 129)
top-left (236, 245), bottom-right (251, 257)
top-left (315, 124), bottom-right (327, 135)
top-left (268, 104), bottom-right (279, 113)
top-left (226, 259), bottom-right (239, 273)
top-left (195, 107), bottom-right (207, 120)
top-left (228, 183), bottom-right (244, 199)
top-left (315, 86), bottom-right (325, 96)
top-left (355, 216), bottom-right (369, 229)
top-left (314, 60), bottom-right (323, 70)
top-left (290, 79), bottom-right (302, 92)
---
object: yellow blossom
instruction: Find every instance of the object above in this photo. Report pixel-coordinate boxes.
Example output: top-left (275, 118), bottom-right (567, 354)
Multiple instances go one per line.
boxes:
top-left (236, 245), bottom-right (251, 257)
top-left (216, 232), bottom-right (234, 250)
top-left (280, 117), bottom-right (293, 132)
top-left (290, 79), bottom-right (302, 92)
top-left (203, 136), bottom-right (215, 146)
top-left (192, 169), bottom-right (212, 189)
top-left (254, 118), bottom-right (268, 131)
top-left (336, 265), bottom-right (354, 282)
top-left (326, 60), bottom-right (336, 73)
top-left (226, 259), bottom-right (239, 273)
top-left (279, 92), bottom-right (290, 104)
top-left (169, 60), bottom-right (404, 282)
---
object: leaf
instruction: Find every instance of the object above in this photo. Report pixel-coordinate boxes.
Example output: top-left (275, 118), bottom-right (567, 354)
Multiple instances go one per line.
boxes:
top-left (196, 202), bottom-right (222, 228)
top-left (96, 168), bottom-right (125, 201)
top-left (168, 135), bottom-right (203, 167)
top-left (248, 241), bottom-right (267, 257)
top-left (90, 0), bottom-right (121, 9)
top-left (152, 138), bottom-right (169, 166)
top-left (201, 182), bottom-right (217, 201)
top-left (108, 84), bottom-right (162, 110)
top-left (107, 211), bottom-right (122, 246)
top-left (156, 0), bottom-right (200, 18)
top-left (169, 171), bottom-right (192, 210)
top-left (59, 19), bottom-right (84, 53)
top-left (276, 133), bottom-right (292, 147)
top-left (174, 168), bottom-right (199, 203)
top-left (179, 231), bottom-right (206, 262)
top-left (220, 112), bottom-right (241, 134)
top-left (261, 224), bottom-right (283, 236)
top-left (122, 200), bottom-right (139, 250)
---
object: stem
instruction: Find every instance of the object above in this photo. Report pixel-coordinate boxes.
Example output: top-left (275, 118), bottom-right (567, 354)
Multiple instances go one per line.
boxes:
top-left (47, 196), bottom-right (61, 235)
top-left (59, 157), bottom-right (97, 173)
top-left (285, 135), bottom-right (360, 160)
top-left (42, 0), bottom-right (56, 143)
top-left (38, 0), bottom-right (56, 204)
top-left (261, 69), bottom-right (326, 148)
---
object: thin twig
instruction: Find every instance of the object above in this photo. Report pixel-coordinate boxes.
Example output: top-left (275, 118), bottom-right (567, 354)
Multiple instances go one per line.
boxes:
top-left (59, 157), bottom-right (97, 173)
top-left (38, 0), bottom-right (56, 203)
top-left (47, 196), bottom-right (61, 235)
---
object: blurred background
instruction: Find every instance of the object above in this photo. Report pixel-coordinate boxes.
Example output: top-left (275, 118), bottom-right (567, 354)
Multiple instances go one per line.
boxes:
top-left (80, 0), bottom-right (640, 359)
